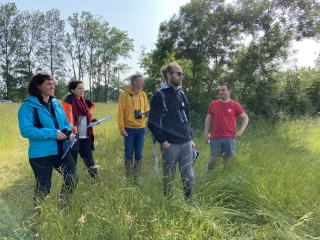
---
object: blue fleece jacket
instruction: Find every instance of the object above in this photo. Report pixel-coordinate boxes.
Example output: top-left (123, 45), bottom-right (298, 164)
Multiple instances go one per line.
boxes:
top-left (18, 96), bottom-right (71, 158)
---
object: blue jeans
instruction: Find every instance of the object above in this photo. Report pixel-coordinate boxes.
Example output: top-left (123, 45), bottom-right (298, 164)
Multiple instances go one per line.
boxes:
top-left (124, 128), bottom-right (146, 161)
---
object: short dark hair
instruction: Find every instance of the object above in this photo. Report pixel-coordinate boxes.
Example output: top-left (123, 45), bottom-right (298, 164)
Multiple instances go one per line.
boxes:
top-left (220, 82), bottom-right (231, 91)
top-left (27, 73), bottom-right (53, 97)
top-left (68, 80), bottom-right (83, 93)
top-left (161, 62), bottom-right (179, 81)
top-left (131, 74), bottom-right (143, 85)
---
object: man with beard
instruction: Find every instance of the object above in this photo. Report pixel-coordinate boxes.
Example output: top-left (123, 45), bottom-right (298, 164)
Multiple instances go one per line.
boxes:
top-left (204, 83), bottom-right (249, 171)
top-left (148, 62), bottom-right (195, 200)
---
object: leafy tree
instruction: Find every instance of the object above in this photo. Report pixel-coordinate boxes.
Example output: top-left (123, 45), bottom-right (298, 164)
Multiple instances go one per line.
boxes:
top-left (13, 10), bottom-right (45, 101)
top-left (229, 0), bottom-right (320, 117)
top-left (0, 2), bottom-right (23, 100)
top-left (78, 12), bottom-right (109, 100)
top-left (41, 9), bottom-right (66, 81)
top-left (98, 27), bottom-right (133, 102)
top-left (140, 0), bottom-right (320, 121)
top-left (153, 1), bottom-right (242, 97)
top-left (113, 63), bottom-right (129, 101)
top-left (66, 12), bottom-right (133, 101)
top-left (66, 12), bottom-right (87, 82)
top-left (138, 46), bottom-right (163, 98)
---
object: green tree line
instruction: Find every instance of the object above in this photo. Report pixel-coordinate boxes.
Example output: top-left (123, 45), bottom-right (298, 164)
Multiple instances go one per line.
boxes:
top-left (0, 2), bottom-right (133, 102)
top-left (139, 0), bottom-right (320, 124)
top-left (1, 0), bottom-right (320, 123)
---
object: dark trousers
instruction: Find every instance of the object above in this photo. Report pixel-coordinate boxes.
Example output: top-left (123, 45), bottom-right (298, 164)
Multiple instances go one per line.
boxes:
top-left (71, 137), bottom-right (97, 178)
top-left (29, 153), bottom-right (78, 204)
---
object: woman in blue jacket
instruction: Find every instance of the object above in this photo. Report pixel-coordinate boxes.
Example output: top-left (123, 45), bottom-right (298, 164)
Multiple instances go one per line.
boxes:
top-left (18, 73), bottom-right (78, 211)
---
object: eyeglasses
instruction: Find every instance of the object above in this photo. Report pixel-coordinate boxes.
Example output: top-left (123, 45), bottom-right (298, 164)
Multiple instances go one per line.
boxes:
top-left (170, 72), bottom-right (184, 77)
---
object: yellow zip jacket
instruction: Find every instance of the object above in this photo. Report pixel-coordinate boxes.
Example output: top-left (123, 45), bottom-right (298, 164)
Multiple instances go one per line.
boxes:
top-left (118, 87), bottom-right (148, 131)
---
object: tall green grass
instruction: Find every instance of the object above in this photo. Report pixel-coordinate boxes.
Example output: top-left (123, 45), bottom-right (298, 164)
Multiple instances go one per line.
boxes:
top-left (0, 103), bottom-right (319, 239)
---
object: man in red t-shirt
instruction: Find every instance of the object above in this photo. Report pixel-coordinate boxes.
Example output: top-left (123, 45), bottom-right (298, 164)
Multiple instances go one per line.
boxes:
top-left (204, 83), bottom-right (249, 171)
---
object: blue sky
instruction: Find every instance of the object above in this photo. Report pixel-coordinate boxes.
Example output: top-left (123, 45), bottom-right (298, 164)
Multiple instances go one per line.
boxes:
top-left (2, 0), bottom-right (319, 80)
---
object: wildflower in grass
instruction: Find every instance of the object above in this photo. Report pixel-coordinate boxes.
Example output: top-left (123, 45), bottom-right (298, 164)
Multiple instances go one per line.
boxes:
top-left (166, 231), bottom-right (172, 237)
top-left (126, 212), bottom-right (135, 226)
top-left (146, 196), bottom-right (151, 202)
top-left (78, 214), bottom-right (86, 226)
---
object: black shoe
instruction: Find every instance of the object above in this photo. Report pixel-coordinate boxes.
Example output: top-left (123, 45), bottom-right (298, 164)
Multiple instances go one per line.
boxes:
top-left (184, 184), bottom-right (194, 200)
top-left (89, 165), bottom-right (99, 178)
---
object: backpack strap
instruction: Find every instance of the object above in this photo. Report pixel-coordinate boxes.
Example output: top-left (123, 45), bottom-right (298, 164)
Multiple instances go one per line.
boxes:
top-left (156, 90), bottom-right (168, 113)
top-left (33, 107), bottom-right (43, 129)
top-left (179, 90), bottom-right (188, 105)
top-left (156, 90), bottom-right (168, 129)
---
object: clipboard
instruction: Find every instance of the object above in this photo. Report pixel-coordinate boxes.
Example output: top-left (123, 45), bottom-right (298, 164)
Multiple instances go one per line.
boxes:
top-left (61, 135), bottom-right (76, 159)
top-left (87, 116), bottom-right (110, 128)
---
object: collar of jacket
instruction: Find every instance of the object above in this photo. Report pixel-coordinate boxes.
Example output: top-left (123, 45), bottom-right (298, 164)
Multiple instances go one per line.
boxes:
top-left (160, 82), bottom-right (182, 92)
top-left (64, 94), bottom-right (72, 104)
top-left (125, 87), bottom-right (142, 95)
top-left (28, 96), bottom-right (59, 106)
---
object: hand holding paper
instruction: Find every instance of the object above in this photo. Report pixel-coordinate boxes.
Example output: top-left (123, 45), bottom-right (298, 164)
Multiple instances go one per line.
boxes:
top-left (87, 116), bottom-right (110, 128)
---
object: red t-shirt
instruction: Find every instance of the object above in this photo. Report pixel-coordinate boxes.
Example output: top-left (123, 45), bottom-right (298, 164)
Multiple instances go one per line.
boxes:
top-left (207, 100), bottom-right (244, 139)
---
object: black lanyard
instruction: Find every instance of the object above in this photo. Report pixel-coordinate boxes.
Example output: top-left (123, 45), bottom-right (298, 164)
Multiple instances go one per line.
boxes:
top-left (129, 92), bottom-right (142, 110)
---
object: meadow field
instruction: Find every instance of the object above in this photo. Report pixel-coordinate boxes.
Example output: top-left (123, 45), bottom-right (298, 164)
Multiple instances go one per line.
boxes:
top-left (0, 103), bottom-right (319, 240)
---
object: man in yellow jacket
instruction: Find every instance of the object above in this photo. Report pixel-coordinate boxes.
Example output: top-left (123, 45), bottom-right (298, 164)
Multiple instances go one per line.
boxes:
top-left (118, 74), bottom-right (149, 183)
